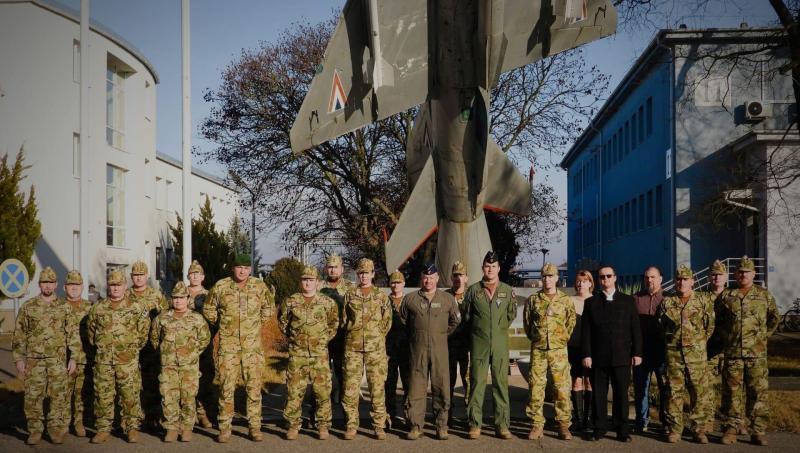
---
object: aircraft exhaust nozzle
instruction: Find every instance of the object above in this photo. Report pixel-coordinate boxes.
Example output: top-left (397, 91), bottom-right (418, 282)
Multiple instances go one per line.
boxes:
top-left (436, 214), bottom-right (492, 287)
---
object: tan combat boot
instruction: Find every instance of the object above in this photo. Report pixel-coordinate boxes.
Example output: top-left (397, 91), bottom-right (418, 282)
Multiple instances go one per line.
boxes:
top-left (528, 426), bottom-right (543, 440)
top-left (721, 428), bottom-right (738, 445)
top-left (50, 429), bottom-right (67, 444)
top-left (467, 427), bottom-right (481, 439)
top-left (91, 431), bottom-right (110, 444)
top-left (497, 427), bottom-right (512, 440)
top-left (667, 431), bottom-right (681, 443)
top-left (374, 427), bottom-right (386, 440)
top-left (197, 414), bottom-right (213, 429)
top-left (693, 430), bottom-right (708, 444)
top-left (127, 429), bottom-right (140, 443)
top-left (286, 427), bottom-right (299, 440)
top-left (318, 427), bottom-right (329, 440)
top-left (344, 428), bottom-right (357, 440)
top-left (74, 422), bottom-right (86, 437)
top-left (558, 424), bottom-right (572, 440)
top-left (26, 432), bottom-right (42, 445)
top-left (181, 429), bottom-right (193, 442)
top-left (164, 429), bottom-right (179, 442)
top-left (249, 427), bottom-right (263, 442)
top-left (437, 427), bottom-right (448, 440)
top-left (751, 434), bottom-right (768, 446)
top-left (406, 427), bottom-right (421, 440)
top-left (217, 429), bottom-right (231, 443)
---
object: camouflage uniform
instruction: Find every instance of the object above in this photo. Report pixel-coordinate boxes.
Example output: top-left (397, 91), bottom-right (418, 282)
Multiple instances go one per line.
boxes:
top-left (523, 282), bottom-right (576, 430)
top-left (150, 283), bottom-right (211, 431)
top-left (203, 275), bottom-right (274, 432)
top-left (446, 262), bottom-right (471, 422)
top-left (187, 260), bottom-right (215, 426)
top-left (127, 261), bottom-right (169, 430)
top-left (341, 280), bottom-right (393, 431)
top-left (703, 259), bottom-right (728, 430)
top-left (12, 267), bottom-right (79, 436)
top-left (715, 258), bottom-right (779, 436)
top-left (64, 270), bottom-right (93, 432)
top-left (319, 258), bottom-right (355, 405)
top-left (385, 271), bottom-right (409, 422)
top-left (279, 277), bottom-right (339, 430)
top-left (88, 271), bottom-right (151, 434)
top-left (658, 266), bottom-right (715, 436)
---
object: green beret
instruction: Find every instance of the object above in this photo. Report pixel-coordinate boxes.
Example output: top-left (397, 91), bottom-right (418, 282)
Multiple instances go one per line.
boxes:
top-left (233, 253), bottom-right (252, 267)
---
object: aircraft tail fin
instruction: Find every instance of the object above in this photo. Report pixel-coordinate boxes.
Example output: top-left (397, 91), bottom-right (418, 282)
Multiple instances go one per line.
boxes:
top-left (482, 140), bottom-right (532, 215)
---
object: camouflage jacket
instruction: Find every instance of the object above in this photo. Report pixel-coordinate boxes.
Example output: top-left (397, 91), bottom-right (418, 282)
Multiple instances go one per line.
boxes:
top-left (446, 289), bottom-right (470, 349)
top-left (342, 286), bottom-right (392, 352)
top-left (12, 296), bottom-right (79, 362)
top-left (279, 293), bottom-right (339, 357)
top-left (203, 276), bottom-right (275, 354)
top-left (715, 285), bottom-right (779, 359)
top-left (66, 298), bottom-right (93, 364)
top-left (188, 286), bottom-right (209, 312)
top-left (658, 291), bottom-right (715, 350)
top-left (386, 295), bottom-right (408, 355)
top-left (88, 297), bottom-right (151, 365)
top-left (320, 278), bottom-right (355, 323)
top-left (127, 286), bottom-right (169, 317)
top-left (150, 309), bottom-right (211, 367)
top-left (523, 289), bottom-right (576, 350)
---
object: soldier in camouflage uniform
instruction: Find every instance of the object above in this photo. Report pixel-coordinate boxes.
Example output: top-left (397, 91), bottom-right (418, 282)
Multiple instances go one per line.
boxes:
top-left (341, 258), bottom-right (392, 440)
top-left (385, 270), bottom-right (409, 427)
top-left (446, 261), bottom-right (470, 426)
top-left (704, 259), bottom-right (728, 432)
top-left (319, 254), bottom-right (355, 406)
top-left (88, 269), bottom-right (151, 444)
top-left (127, 260), bottom-right (169, 432)
top-left (63, 270), bottom-right (93, 438)
top-left (203, 253), bottom-right (275, 443)
top-left (279, 266), bottom-right (339, 440)
top-left (658, 265), bottom-right (715, 444)
top-left (716, 256), bottom-right (779, 446)
top-left (13, 267), bottom-right (79, 445)
top-left (186, 260), bottom-right (214, 429)
top-left (523, 263), bottom-right (576, 441)
top-left (150, 282), bottom-right (211, 442)
top-left (463, 251), bottom-right (517, 440)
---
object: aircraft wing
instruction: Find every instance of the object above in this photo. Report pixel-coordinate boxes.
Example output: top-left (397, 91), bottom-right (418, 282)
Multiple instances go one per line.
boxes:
top-left (494, 0), bottom-right (617, 78)
top-left (290, 0), bottom-right (429, 153)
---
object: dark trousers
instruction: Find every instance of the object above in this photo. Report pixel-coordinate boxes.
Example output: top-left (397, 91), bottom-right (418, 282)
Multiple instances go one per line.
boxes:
top-left (592, 365), bottom-right (631, 436)
top-left (406, 352), bottom-right (450, 430)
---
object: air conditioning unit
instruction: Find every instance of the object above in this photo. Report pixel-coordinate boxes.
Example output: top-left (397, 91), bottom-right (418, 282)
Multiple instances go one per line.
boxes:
top-left (744, 100), bottom-right (772, 121)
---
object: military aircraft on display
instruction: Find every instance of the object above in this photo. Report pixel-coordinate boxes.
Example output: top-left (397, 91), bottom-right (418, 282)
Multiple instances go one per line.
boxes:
top-left (291, 0), bottom-right (617, 285)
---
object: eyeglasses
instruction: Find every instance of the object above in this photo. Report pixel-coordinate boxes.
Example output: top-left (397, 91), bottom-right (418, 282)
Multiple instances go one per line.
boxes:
top-left (598, 274), bottom-right (614, 279)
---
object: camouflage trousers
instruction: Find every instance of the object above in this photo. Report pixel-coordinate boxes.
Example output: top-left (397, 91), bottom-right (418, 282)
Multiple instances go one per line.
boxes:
top-left (217, 350), bottom-right (263, 430)
top-left (196, 346), bottom-right (216, 421)
top-left (448, 345), bottom-right (470, 415)
top-left (94, 361), bottom-right (143, 433)
top-left (23, 357), bottom-right (69, 433)
top-left (665, 347), bottom-right (710, 434)
top-left (703, 355), bottom-right (723, 430)
top-left (721, 357), bottom-right (769, 435)
top-left (66, 362), bottom-right (92, 428)
top-left (525, 348), bottom-right (572, 428)
top-left (160, 365), bottom-right (200, 430)
top-left (343, 349), bottom-right (388, 430)
top-left (284, 354), bottom-right (332, 429)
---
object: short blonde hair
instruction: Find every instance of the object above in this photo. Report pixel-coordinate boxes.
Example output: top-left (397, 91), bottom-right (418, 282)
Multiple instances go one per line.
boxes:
top-left (574, 270), bottom-right (594, 292)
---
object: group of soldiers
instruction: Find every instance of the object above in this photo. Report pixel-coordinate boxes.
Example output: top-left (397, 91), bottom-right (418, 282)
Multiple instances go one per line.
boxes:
top-left (11, 249), bottom-right (779, 446)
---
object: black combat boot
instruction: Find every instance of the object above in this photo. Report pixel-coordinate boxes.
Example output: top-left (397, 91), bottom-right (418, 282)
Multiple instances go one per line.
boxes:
top-left (571, 390), bottom-right (584, 431)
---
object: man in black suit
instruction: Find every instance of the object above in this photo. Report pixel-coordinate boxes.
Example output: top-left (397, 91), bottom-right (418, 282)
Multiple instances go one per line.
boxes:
top-left (581, 265), bottom-right (643, 442)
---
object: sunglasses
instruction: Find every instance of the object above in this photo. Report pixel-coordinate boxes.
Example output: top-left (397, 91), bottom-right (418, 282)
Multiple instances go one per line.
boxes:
top-left (598, 274), bottom-right (614, 279)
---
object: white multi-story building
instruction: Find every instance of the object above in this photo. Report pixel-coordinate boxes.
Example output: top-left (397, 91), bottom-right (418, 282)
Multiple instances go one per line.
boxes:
top-left (0, 0), bottom-right (238, 310)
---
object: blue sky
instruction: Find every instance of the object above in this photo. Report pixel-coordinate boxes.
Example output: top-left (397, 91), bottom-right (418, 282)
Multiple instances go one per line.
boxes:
top-left (59, 0), bottom-right (777, 267)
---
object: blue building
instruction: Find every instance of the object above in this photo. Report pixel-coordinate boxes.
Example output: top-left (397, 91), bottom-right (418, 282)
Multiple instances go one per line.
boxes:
top-left (561, 26), bottom-right (800, 308)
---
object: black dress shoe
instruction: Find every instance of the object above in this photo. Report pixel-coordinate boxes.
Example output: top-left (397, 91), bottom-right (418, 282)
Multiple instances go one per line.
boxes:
top-left (616, 433), bottom-right (632, 442)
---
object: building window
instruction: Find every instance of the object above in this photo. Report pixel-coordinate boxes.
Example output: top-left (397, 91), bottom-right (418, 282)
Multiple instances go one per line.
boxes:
top-left (73, 39), bottom-right (81, 83)
top-left (631, 197), bottom-right (638, 231)
top-left (631, 114), bottom-right (637, 151)
top-left (638, 105), bottom-right (645, 143)
top-left (106, 164), bottom-right (126, 247)
top-left (106, 56), bottom-right (129, 150)
top-left (639, 194), bottom-right (645, 228)
top-left (647, 189), bottom-right (654, 227)
top-left (656, 184), bottom-right (664, 225)
top-left (612, 133), bottom-right (618, 166)
top-left (72, 133), bottom-right (80, 178)
top-left (646, 97), bottom-right (653, 136)
top-left (624, 121), bottom-right (630, 156)
top-left (624, 201), bottom-right (630, 235)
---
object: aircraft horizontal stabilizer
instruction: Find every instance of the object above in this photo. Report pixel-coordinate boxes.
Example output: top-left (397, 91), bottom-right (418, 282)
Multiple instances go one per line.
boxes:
top-left (385, 156), bottom-right (438, 273)
top-left (482, 140), bottom-right (531, 216)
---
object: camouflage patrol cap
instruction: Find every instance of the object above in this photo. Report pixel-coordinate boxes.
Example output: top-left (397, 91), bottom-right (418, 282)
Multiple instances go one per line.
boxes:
top-left (541, 263), bottom-right (558, 277)
top-left (451, 261), bottom-right (467, 275)
top-left (65, 269), bottom-right (83, 285)
top-left (710, 259), bottom-right (728, 275)
top-left (301, 265), bottom-right (319, 280)
top-left (131, 260), bottom-right (148, 275)
top-left (39, 266), bottom-right (57, 283)
top-left (738, 255), bottom-right (755, 272)
top-left (171, 281), bottom-right (189, 297)
top-left (389, 270), bottom-right (405, 283)
top-left (326, 254), bottom-right (343, 267)
top-left (107, 269), bottom-right (126, 285)
top-left (676, 264), bottom-right (693, 279)
top-left (233, 253), bottom-right (252, 267)
top-left (188, 260), bottom-right (204, 274)
top-left (356, 258), bottom-right (374, 273)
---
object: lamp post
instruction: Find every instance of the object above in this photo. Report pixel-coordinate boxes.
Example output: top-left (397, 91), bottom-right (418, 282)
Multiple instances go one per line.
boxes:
top-left (540, 247), bottom-right (550, 268)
